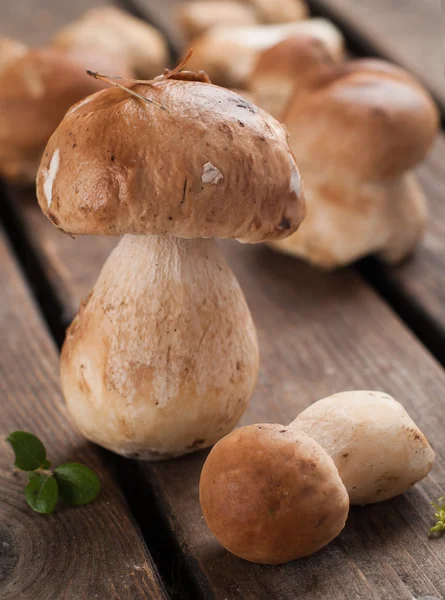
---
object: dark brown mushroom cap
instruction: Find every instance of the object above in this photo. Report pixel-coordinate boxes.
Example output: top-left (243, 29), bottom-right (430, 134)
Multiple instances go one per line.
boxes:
top-left (36, 75), bottom-right (305, 242)
top-left (199, 423), bottom-right (349, 564)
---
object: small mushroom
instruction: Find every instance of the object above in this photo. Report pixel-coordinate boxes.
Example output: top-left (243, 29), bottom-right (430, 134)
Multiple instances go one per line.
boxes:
top-left (264, 57), bottom-right (439, 268)
top-left (178, 0), bottom-right (308, 41)
top-left (199, 424), bottom-right (349, 564)
top-left (36, 71), bottom-right (304, 460)
top-left (291, 391), bottom-right (435, 504)
top-left (52, 7), bottom-right (168, 80)
top-left (185, 18), bottom-right (344, 89)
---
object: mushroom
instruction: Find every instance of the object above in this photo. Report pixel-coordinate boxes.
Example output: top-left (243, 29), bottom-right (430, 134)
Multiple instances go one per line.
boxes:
top-left (35, 70), bottom-right (305, 460)
top-left (52, 7), bottom-right (168, 80)
top-left (0, 7), bottom-right (168, 185)
top-left (291, 391), bottom-right (435, 504)
top-left (185, 18), bottom-right (344, 89)
top-left (249, 33), bottom-right (343, 119)
top-left (178, 0), bottom-right (308, 40)
top-left (199, 423), bottom-right (349, 564)
top-left (263, 57), bottom-right (439, 268)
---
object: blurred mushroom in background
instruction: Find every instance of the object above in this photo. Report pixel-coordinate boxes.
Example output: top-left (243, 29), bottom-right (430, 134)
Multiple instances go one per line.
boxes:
top-left (185, 18), bottom-right (344, 89)
top-left (178, 0), bottom-right (308, 40)
top-left (258, 52), bottom-right (439, 268)
top-left (0, 7), bottom-right (168, 185)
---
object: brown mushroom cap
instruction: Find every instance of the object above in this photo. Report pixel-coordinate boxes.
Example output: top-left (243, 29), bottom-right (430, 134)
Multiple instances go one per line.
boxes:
top-left (51, 7), bottom-right (168, 80)
top-left (36, 75), bottom-right (304, 242)
top-left (199, 423), bottom-right (349, 564)
top-left (0, 48), bottom-right (129, 184)
top-left (0, 37), bottom-right (27, 75)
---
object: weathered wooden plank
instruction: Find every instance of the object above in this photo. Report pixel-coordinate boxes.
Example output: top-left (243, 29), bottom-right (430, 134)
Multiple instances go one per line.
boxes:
top-left (308, 0), bottom-right (444, 112)
top-left (12, 197), bottom-right (445, 599)
top-left (0, 227), bottom-right (167, 600)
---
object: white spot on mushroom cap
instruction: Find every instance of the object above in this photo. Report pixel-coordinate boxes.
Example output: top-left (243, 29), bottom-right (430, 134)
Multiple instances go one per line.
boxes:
top-left (289, 153), bottom-right (301, 197)
top-left (44, 149), bottom-right (60, 209)
top-left (202, 162), bottom-right (224, 185)
top-left (67, 95), bottom-right (92, 116)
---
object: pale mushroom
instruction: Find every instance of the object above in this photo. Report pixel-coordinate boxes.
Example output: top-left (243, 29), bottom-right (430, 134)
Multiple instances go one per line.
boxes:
top-left (178, 0), bottom-right (308, 40)
top-left (291, 391), bottom-right (435, 504)
top-left (264, 57), bottom-right (439, 268)
top-left (200, 423), bottom-right (349, 564)
top-left (0, 7), bottom-right (168, 185)
top-left (36, 70), bottom-right (305, 460)
top-left (185, 18), bottom-right (344, 89)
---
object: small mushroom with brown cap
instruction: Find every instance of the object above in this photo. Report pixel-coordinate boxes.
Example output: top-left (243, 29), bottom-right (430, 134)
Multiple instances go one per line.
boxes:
top-left (36, 69), bottom-right (305, 460)
top-left (199, 423), bottom-right (349, 564)
top-left (263, 57), bottom-right (439, 268)
top-left (185, 18), bottom-right (344, 89)
top-left (52, 7), bottom-right (168, 80)
top-left (178, 0), bottom-right (308, 40)
top-left (0, 7), bottom-right (168, 185)
top-left (291, 391), bottom-right (435, 504)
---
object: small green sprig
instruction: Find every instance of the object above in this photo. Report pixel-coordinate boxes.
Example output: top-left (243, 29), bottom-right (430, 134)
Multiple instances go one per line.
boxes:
top-left (429, 497), bottom-right (445, 536)
top-left (6, 431), bottom-right (100, 515)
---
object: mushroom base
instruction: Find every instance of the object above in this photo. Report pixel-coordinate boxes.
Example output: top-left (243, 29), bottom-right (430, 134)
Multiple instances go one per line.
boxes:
top-left (60, 234), bottom-right (259, 460)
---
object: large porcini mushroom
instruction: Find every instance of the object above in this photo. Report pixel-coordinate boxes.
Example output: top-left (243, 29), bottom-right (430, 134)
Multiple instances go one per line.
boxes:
top-left (291, 391), bottom-right (435, 504)
top-left (178, 0), bottom-right (308, 40)
top-left (185, 18), bottom-right (344, 89)
top-left (264, 57), bottom-right (439, 268)
top-left (199, 423), bottom-right (349, 564)
top-left (36, 70), bottom-right (305, 460)
top-left (0, 7), bottom-right (168, 185)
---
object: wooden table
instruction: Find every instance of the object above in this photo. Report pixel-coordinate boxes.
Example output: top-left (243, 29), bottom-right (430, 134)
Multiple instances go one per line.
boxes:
top-left (1, 1), bottom-right (445, 598)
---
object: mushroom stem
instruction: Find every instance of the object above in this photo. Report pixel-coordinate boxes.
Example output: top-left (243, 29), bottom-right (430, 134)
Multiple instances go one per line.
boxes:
top-left (60, 234), bottom-right (259, 460)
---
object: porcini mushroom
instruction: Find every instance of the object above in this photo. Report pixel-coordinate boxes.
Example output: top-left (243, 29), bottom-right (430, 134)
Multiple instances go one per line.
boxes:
top-left (178, 0), bottom-right (308, 40)
top-left (36, 69), bottom-right (305, 459)
top-left (291, 391), bottom-right (435, 504)
top-left (199, 423), bottom-right (349, 564)
top-left (185, 18), bottom-right (344, 89)
top-left (264, 58), bottom-right (439, 268)
top-left (0, 7), bottom-right (168, 184)
top-left (52, 7), bottom-right (168, 80)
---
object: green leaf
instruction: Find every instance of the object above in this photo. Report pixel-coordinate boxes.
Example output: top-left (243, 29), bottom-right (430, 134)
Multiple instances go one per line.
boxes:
top-left (42, 460), bottom-right (51, 469)
top-left (25, 474), bottom-right (58, 514)
top-left (7, 431), bottom-right (46, 471)
top-left (54, 463), bottom-right (101, 506)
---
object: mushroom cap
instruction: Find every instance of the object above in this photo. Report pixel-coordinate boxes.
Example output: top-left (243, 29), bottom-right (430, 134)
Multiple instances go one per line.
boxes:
top-left (186, 18), bottom-right (344, 88)
top-left (51, 7), bottom-right (168, 79)
top-left (178, 1), bottom-right (258, 40)
top-left (36, 74), bottom-right (304, 242)
top-left (284, 58), bottom-right (439, 181)
top-left (250, 33), bottom-right (344, 118)
top-left (291, 391), bottom-right (435, 504)
top-left (0, 48), bottom-right (128, 185)
top-left (199, 423), bottom-right (349, 564)
top-left (248, 0), bottom-right (308, 23)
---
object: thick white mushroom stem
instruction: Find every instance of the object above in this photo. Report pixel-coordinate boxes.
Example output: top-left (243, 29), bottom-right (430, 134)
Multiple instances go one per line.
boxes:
top-left (61, 234), bottom-right (259, 460)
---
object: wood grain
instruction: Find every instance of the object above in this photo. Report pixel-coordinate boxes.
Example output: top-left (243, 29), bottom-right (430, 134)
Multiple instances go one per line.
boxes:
top-left (308, 0), bottom-right (444, 111)
top-left (0, 229), bottom-right (167, 599)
